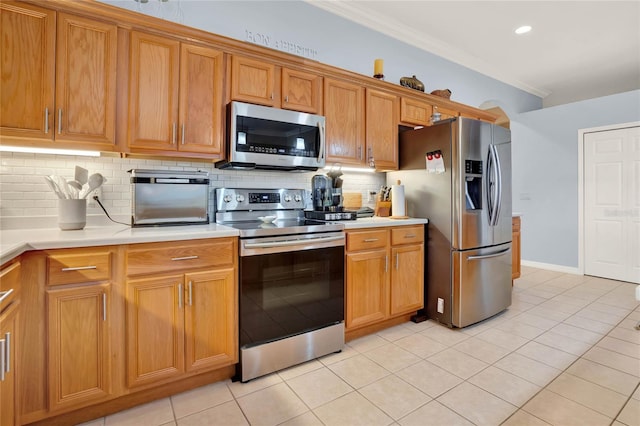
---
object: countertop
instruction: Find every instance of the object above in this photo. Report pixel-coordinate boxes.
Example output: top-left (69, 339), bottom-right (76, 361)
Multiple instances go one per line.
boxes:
top-left (0, 216), bottom-right (428, 265)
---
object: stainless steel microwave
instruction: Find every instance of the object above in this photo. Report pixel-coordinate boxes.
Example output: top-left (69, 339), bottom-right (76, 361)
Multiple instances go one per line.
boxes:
top-left (216, 101), bottom-right (325, 171)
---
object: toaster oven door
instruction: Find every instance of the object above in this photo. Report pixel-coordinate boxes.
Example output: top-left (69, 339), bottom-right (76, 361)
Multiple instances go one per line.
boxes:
top-left (132, 182), bottom-right (209, 226)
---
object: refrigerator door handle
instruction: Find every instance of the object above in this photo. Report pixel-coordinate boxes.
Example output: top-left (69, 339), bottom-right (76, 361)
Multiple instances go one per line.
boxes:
top-left (467, 248), bottom-right (511, 261)
top-left (493, 144), bottom-right (503, 226)
top-left (486, 145), bottom-right (500, 226)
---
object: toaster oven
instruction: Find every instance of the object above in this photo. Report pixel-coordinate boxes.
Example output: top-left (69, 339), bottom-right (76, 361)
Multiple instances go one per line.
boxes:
top-left (130, 169), bottom-right (210, 226)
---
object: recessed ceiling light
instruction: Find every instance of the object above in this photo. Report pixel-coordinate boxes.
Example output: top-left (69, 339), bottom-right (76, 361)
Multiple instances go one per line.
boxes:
top-left (515, 25), bottom-right (532, 35)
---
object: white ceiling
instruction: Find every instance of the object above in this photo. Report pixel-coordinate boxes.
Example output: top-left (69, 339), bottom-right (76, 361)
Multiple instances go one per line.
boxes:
top-left (307, 1), bottom-right (640, 107)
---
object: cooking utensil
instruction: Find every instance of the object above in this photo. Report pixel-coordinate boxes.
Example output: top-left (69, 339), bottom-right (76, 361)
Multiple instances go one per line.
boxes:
top-left (67, 179), bottom-right (82, 190)
top-left (52, 175), bottom-right (71, 199)
top-left (75, 166), bottom-right (89, 186)
top-left (44, 176), bottom-right (65, 199)
top-left (81, 173), bottom-right (104, 199)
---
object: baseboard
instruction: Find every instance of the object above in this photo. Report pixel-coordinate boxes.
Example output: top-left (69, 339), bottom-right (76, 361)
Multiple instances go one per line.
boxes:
top-left (521, 260), bottom-right (580, 275)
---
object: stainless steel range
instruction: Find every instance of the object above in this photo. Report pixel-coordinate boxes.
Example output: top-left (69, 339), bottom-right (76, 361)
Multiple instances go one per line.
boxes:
top-left (214, 188), bottom-right (345, 382)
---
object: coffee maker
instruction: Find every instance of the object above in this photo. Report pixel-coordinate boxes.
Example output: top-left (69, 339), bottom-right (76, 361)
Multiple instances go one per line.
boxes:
top-left (311, 174), bottom-right (333, 211)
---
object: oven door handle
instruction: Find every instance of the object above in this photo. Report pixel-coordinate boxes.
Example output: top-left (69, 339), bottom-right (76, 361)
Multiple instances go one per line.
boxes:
top-left (244, 235), bottom-right (344, 249)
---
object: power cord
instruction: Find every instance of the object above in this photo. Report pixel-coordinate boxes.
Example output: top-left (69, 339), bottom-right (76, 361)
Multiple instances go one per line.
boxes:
top-left (93, 195), bottom-right (130, 226)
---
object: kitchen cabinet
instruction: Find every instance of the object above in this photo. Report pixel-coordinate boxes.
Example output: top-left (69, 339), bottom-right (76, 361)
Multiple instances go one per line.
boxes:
top-left (0, 261), bottom-right (20, 426)
top-left (345, 226), bottom-right (424, 332)
top-left (0, 3), bottom-right (117, 149)
top-left (128, 31), bottom-right (225, 157)
top-left (45, 249), bottom-right (113, 412)
top-left (366, 88), bottom-right (399, 170)
top-left (512, 216), bottom-right (521, 280)
top-left (125, 238), bottom-right (237, 388)
top-left (345, 229), bottom-right (389, 329)
top-left (324, 77), bottom-right (366, 165)
top-left (231, 55), bottom-right (323, 114)
top-left (390, 227), bottom-right (424, 315)
top-left (400, 97), bottom-right (433, 127)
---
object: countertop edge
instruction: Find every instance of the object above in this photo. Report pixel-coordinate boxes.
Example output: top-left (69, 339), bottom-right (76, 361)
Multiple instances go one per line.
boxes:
top-left (1, 217), bottom-right (430, 265)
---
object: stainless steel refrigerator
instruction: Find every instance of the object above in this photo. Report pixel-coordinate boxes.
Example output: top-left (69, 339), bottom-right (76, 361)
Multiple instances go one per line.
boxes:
top-left (387, 117), bottom-right (512, 328)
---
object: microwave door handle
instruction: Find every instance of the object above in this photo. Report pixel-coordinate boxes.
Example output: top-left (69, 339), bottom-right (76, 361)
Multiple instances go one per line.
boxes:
top-left (317, 121), bottom-right (325, 162)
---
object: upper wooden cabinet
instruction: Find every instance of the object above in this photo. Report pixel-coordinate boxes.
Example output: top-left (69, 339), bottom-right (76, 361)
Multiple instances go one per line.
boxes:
top-left (400, 97), bottom-right (432, 127)
top-left (0, 4), bottom-right (117, 149)
top-left (366, 89), bottom-right (399, 170)
top-left (231, 55), bottom-right (322, 114)
top-left (128, 31), bottom-right (225, 157)
top-left (324, 77), bottom-right (366, 166)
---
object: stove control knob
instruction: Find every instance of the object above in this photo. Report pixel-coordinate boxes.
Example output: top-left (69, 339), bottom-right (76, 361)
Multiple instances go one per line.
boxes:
top-left (223, 194), bottom-right (232, 203)
top-left (293, 194), bottom-right (302, 202)
top-left (284, 194), bottom-right (292, 202)
top-left (236, 194), bottom-right (245, 202)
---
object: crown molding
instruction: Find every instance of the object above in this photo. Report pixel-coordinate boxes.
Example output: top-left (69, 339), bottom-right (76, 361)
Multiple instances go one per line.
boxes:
top-left (306, 0), bottom-right (550, 99)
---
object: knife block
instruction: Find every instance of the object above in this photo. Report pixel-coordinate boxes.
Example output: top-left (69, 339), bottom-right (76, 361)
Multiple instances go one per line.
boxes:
top-left (375, 201), bottom-right (391, 217)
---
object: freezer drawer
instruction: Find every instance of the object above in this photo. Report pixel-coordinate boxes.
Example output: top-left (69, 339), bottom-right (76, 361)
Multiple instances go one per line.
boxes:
top-left (452, 243), bottom-right (512, 327)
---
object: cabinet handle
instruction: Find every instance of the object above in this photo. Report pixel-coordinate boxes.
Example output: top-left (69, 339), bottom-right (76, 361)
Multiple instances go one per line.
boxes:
top-left (270, 93), bottom-right (274, 100)
top-left (284, 95), bottom-right (289, 103)
top-left (58, 109), bottom-right (62, 134)
top-left (368, 147), bottom-right (375, 167)
top-left (44, 108), bottom-right (49, 134)
top-left (395, 253), bottom-right (399, 270)
top-left (4, 332), bottom-right (10, 374)
top-left (0, 289), bottom-right (13, 305)
top-left (363, 238), bottom-right (378, 243)
top-left (178, 283), bottom-right (183, 308)
top-left (172, 123), bottom-right (177, 144)
top-left (385, 255), bottom-right (388, 273)
top-left (188, 280), bottom-right (193, 306)
top-left (357, 146), bottom-right (362, 160)
top-left (181, 123), bottom-right (185, 145)
top-left (404, 234), bottom-right (416, 238)
top-left (171, 255), bottom-right (198, 261)
top-left (0, 339), bottom-right (5, 381)
top-left (61, 266), bottom-right (97, 272)
top-left (102, 293), bottom-right (107, 322)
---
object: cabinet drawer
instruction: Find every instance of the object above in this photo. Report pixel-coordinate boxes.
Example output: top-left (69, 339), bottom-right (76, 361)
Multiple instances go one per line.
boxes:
top-left (47, 252), bottom-right (112, 286)
top-left (391, 226), bottom-right (424, 245)
top-left (346, 230), bottom-right (388, 251)
top-left (0, 261), bottom-right (20, 310)
top-left (126, 238), bottom-right (235, 276)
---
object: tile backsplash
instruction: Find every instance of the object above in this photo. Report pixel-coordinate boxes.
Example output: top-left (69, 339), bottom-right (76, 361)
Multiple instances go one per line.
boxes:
top-left (0, 152), bottom-right (385, 229)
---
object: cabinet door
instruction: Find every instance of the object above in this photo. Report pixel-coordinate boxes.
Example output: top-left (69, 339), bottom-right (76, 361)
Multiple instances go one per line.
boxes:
top-left (324, 78), bottom-right (365, 165)
top-left (128, 31), bottom-right (180, 150)
top-left (126, 275), bottom-right (185, 387)
top-left (0, 302), bottom-right (19, 426)
top-left (400, 98), bottom-right (432, 127)
top-left (47, 284), bottom-right (110, 411)
top-left (184, 268), bottom-right (237, 372)
top-left (366, 89), bottom-right (398, 170)
top-left (178, 44), bottom-right (224, 156)
top-left (390, 244), bottom-right (424, 316)
top-left (0, 2), bottom-right (55, 140)
top-left (55, 14), bottom-right (117, 147)
top-left (345, 249), bottom-right (389, 330)
top-left (512, 217), bottom-right (521, 280)
top-left (282, 68), bottom-right (322, 114)
top-left (231, 56), bottom-right (277, 106)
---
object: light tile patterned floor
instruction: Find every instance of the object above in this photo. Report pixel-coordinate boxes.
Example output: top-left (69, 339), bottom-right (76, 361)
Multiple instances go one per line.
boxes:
top-left (80, 267), bottom-right (640, 426)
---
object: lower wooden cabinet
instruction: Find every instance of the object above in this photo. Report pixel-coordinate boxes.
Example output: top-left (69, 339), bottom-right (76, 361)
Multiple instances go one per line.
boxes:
top-left (345, 225), bottom-right (424, 333)
top-left (0, 301), bottom-right (19, 426)
top-left (47, 283), bottom-right (111, 411)
top-left (125, 238), bottom-right (238, 389)
top-left (512, 216), bottom-right (521, 280)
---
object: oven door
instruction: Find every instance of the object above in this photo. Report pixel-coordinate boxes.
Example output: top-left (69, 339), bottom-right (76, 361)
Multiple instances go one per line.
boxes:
top-left (239, 232), bottom-right (344, 349)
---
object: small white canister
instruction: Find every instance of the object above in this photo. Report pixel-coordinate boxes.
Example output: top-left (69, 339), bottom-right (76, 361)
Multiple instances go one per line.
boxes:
top-left (58, 199), bottom-right (87, 230)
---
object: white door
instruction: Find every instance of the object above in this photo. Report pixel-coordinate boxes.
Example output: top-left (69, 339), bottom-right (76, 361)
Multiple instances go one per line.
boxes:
top-left (584, 126), bottom-right (640, 283)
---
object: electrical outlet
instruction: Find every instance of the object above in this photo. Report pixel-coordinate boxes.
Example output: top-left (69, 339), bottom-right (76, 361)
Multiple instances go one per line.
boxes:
top-left (437, 298), bottom-right (444, 314)
top-left (87, 186), bottom-right (102, 208)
